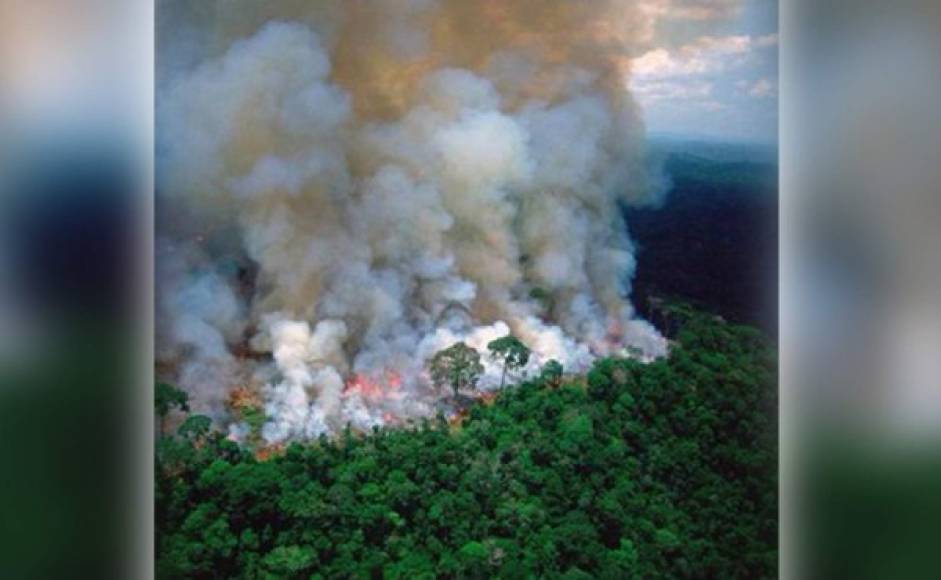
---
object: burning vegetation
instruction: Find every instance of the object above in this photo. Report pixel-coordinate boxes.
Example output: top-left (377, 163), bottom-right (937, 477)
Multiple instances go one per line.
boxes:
top-left (156, 0), bottom-right (672, 443)
top-left (156, 304), bottom-right (777, 578)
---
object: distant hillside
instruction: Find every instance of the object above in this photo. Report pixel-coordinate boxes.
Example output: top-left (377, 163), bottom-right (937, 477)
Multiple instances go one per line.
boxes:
top-left (647, 135), bottom-right (778, 165)
top-left (631, 140), bottom-right (778, 334)
top-left (660, 153), bottom-right (777, 192)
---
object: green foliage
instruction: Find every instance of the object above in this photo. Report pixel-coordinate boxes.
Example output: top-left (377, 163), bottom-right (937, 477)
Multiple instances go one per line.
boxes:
top-left (261, 545), bottom-right (317, 576)
top-left (429, 341), bottom-right (484, 396)
top-left (241, 406), bottom-right (266, 446)
top-left (156, 306), bottom-right (777, 578)
top-left (487, 335), bottom-right (531, 388)
top-left (541, 359), bottom-right (564, 384)
top-left (155, 382), bottom-right (189, 418)
top-left (178, 415), bottom-right (212, 441)
top-left (156, 382), bottom-right (190, 436)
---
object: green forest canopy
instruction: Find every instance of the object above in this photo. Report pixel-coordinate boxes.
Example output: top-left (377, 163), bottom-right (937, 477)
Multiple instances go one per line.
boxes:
top-left (156, 304), bottom-right (777, 578)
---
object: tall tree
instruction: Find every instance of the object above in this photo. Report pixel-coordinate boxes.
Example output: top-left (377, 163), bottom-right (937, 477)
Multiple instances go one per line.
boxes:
top-left (487, 335), bottom-right (531, 388)
top-left (541, 359), bottom-right (564, 385)
top-left (430, 342), bottom-right (483, 397)
top-left (155, 382), bottom-right (189, 436)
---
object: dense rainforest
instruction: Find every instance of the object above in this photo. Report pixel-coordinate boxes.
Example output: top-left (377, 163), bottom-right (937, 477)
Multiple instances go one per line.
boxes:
top-left (156, 304), bottom-right (777, 579)
top-left (631, 138), bottom-right (778, 333)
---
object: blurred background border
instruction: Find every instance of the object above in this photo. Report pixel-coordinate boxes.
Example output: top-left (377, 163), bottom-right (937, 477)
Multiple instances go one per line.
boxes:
top-left (1, 0), bottom-right (940, 577)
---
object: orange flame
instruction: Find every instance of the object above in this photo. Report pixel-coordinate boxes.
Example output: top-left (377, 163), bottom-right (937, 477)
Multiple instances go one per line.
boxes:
top-left (344, 370), bottom-right (404, 401)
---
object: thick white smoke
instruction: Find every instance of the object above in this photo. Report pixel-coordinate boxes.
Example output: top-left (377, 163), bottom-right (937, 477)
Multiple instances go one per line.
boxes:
top-left (157, 1), bottom-right (676, 444)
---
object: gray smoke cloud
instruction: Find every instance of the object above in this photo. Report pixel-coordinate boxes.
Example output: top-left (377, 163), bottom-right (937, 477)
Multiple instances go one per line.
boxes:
top-left (156, 0), bottom-right (694, 443)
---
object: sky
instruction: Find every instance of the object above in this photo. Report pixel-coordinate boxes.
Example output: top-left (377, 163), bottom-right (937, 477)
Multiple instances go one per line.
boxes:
top-left (632, 0), bottom-right (778, 144)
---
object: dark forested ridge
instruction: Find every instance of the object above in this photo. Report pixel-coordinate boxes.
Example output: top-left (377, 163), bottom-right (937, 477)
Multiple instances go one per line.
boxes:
top-left (156, 305), bottom-right (777, 579)
top-left (632, 139), bottom-right (778, 334)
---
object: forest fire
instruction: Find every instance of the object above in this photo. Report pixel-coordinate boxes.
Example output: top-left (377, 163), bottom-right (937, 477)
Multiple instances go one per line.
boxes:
top-left (226, 385), bottom-right (262, 413)
top-left (156, 0), bottom-right (668, 444)
top-left (152, 2), bottom-right (779, 577)
top-left (343, 371), bottom-right (403, 402)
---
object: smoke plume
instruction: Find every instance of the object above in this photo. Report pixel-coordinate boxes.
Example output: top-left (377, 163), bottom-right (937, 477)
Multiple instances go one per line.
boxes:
top-left (157, 0), bottom-right (677, 443)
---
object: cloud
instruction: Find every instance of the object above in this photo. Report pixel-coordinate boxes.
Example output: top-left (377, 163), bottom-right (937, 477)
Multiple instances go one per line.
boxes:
top-left (736, 78), bottom-right (775, 98)
top-left (630, 1), bottom-right (778, 142)
top-left (633, 79), bottom-right (713, 102)
top-left (631, 32), bottom-right (777, 113)
top-left (640, 0), bottom-right (741, 23)
top-left (632, 35), bottom-right (764, 80)
top-left (747, 79), bottom-right (774, 98)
